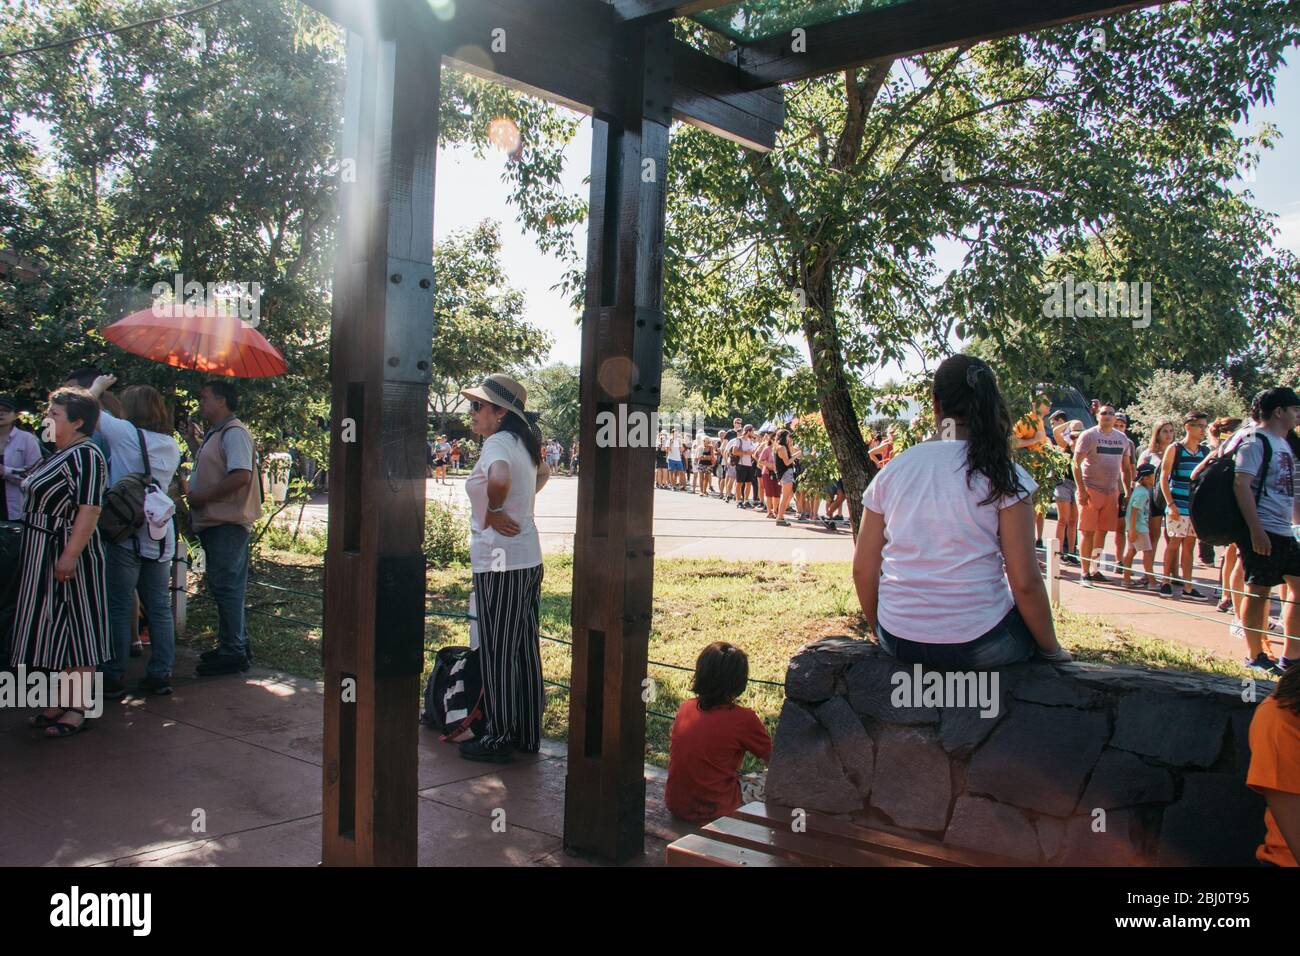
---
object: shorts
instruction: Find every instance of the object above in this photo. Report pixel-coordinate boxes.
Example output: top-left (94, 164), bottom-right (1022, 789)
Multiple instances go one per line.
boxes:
top-left (876, 605), bottom-right (1036, 670)
top-left (1078, 488), bottom-right (1119, 533)
top-left (1053, 479), bottom-right (1075, 504)
top-left (825, 479), bottom-right (844, 495)
top-left (736, 464), bottom-right (756, 486)
top-left (762, 473), bottom-right (780, 497)
top-left (667, 458), bottom-right (684, 472)
top-left (1235, 532), bottom-right (1300, 589)
top-left (1129, 531), bottom-right (1153, 552)
top-left (726, 465), bottom-right (737, 480)
top-left (433, 457), bottom-right (447, 468)
top-left (655, 450), bottom-right (667, 467)
top-left (1165, 514), bottom-right (1195, 539)
top-left (779, 470), bottom-right (796, 486)
top-left (1149, 494), bottom-right (1165, 518)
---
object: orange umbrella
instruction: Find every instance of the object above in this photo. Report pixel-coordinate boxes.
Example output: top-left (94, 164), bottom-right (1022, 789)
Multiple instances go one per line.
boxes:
top-left (104, 304), bottom-right (286, 378)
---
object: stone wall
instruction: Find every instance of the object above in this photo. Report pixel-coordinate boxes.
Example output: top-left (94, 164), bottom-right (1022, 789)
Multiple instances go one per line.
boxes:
top-left (766, 637), bottom-right (1272, 865)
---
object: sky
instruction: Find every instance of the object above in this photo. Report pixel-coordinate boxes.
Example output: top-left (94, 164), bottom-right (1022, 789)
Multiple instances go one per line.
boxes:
top-left (433, 46), bottom-right (1300, 384)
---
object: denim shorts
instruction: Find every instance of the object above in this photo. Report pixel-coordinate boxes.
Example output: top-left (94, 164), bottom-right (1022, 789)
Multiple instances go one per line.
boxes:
top-left (876, 605), bottom-right (1038, 670)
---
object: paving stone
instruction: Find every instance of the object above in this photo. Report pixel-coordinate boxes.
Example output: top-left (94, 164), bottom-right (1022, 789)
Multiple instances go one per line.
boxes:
top-left (1156, 773), bottom-right (1266, 866)
top-left (846, 658), bottom-right (939, 725)
top-left (943, 795), bottom-right (1040, 863)
top-left (1078, 749), bottom-right (1175, 810)
top-left (869, 725), bottom-right (951, 832)
top-left (966, 703), bottom-right (1107, 816)
top-left (814, 696), bottom-right (874, 795)
top-left (1059, 809), bottom-right (1150, 866)
top-left (1110, 695), bottom-right (1228, 768)
top-left (765, 701), bottom-right (861, 814)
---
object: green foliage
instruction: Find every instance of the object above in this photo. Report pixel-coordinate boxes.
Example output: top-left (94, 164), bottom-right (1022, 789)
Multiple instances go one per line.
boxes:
top-left (423, 500), bottom-right (470, 569)
top-left (523, 362), bottom-right (580, 447)
top-left (1124, 369), bottom-right (1248, 440)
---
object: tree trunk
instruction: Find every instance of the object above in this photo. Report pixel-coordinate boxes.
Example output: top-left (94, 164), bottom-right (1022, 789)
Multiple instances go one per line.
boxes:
top-left (802, 266), bottom-right (872, 539)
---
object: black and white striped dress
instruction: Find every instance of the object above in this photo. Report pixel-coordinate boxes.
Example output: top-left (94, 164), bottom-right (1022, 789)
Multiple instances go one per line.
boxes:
top-left (9, 440), bottom-right (110, 669)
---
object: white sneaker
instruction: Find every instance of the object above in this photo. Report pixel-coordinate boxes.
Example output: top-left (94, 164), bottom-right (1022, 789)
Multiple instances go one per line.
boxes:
top-left (1229, 621), bottom-right (1245, 640)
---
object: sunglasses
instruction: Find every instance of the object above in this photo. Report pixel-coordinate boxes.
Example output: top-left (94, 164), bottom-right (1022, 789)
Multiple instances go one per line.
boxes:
top-left (470, 400), bottom-right (485, 412)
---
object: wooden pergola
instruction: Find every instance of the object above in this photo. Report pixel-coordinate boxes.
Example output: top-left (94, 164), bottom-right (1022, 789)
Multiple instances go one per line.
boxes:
top-left (300, 0), bottom-right (1161, 865)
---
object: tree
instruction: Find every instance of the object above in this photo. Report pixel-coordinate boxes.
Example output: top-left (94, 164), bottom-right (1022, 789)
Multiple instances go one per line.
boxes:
top-left (524, 362), bottom-right (580, 448)
top-left (664, 2), bottom-right (1300, 534)
top-left (428, 220), bottom-right (551, 431)
top-left (1124, 369), bottom-right (1248, 440)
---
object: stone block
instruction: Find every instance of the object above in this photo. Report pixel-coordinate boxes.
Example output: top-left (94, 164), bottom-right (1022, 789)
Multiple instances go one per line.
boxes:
top-left (845, 658), bottom-right (939, 725)
top-left (1110, 696), bottom-right (1228, 769)
top-left (939, 705), bottom-right (1004, 755)
top-left (784, 636), bottom-right (865, 701)
top-left (1059, 808), bottom-right (1150, 866)
top-left (966, 703), bottom-right (1107, 816)
top-left (944, 795), bottom-right (1040, 863)
top-left (869, 725), bottom-right (951, 831)
top-left (1035, 815), bottom-right (1065, 862)
top-left (766, 701), bottom-right (861, 814)
top-left (1156, 773), bottom-right (1266, 866)
top-left (814, 696), bottom-right (874, 795)
top-left (1078, 749), bottom-right (1175, 810)
top-left (1012, 677), bottom-right (1103, 708)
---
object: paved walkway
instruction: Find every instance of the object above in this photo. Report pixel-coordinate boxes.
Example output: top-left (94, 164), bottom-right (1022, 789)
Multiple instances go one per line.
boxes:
top-left (0, 648), bottom-right (689, 867)
top-left (276, 477), bottom-right (1266, 665)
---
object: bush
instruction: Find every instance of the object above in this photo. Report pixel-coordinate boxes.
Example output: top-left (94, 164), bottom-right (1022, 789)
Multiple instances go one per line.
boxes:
top-left (424, 500), bottom-right (471, 568)
top-left (1125, 370), bottom-right (1247, 442)
top-left (257, 521), bottom-right (328, 557)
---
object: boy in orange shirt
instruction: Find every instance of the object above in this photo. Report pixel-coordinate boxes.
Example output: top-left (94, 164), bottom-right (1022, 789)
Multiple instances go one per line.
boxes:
top-left (665, 642), bottom-right (772, 825)
top-left (1247, 666), bottom-right (1300, 866)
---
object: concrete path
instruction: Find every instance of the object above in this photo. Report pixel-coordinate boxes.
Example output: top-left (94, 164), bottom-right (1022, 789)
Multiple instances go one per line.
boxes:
top-left (0, 648), bottom-right (688, 867)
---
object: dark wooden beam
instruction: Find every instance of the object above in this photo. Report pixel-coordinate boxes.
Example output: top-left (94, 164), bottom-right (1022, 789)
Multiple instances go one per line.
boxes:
top-left (564, 19), bottom-right (674, 863)
top-left (730, 0), bottom-right (1165, 88)
top-left (298, 0), bottom-right (783, 150)
top-left (607, 0), bottom-right (738, 23)
top-left (321, 16), bottom-right (441, 866)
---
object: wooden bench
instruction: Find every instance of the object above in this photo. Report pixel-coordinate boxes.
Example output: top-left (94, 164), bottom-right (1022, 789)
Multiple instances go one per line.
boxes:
top-left (665, 802), bottom-right (1023, 867)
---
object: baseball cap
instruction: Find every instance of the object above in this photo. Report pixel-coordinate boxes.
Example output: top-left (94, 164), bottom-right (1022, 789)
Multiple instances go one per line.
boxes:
top-left (1114, 412), bottom-right (1128, 423)
top-left (1136, 463), bottom-right (1156, 478)
top-left (0, 394), bottom-right (16, 411)
top-left (143, 487), bottom-right (175, 541)
top-left (1256, 387), bottom-right (1300, 420)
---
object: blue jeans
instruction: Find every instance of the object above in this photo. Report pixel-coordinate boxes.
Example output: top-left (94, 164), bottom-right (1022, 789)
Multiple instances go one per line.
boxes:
top-left (104, 544), bottom-right (176, 680)
top-left (197, 524), bottom-right (250, 658)
top-left (876, 606), bottom-right (1037, 670)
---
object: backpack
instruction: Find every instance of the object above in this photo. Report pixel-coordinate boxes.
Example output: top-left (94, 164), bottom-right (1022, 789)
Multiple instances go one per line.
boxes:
top-left (98, 428), bottom-right (155, 544)
top-left (1189, 428), bottom-right (1269, 547)
top-left (421, 646), bottom-right (486, 742)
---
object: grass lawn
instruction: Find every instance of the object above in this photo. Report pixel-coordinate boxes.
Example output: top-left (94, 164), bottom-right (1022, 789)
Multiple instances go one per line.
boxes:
top-left (180, 550), bottom-right (1251, 768)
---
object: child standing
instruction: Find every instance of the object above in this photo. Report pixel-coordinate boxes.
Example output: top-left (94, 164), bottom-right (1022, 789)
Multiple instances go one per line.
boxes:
top-left (665, 642), bottom-right (773, 825)
top-left (1122, 463), bottom-right (1158, 588)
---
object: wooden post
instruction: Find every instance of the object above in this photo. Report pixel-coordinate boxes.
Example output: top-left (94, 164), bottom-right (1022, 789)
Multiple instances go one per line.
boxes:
top-left (322, 19), bottom-right (441, 866)
top-left (1047, 537), bottom-right (1060, 607)
top-left (564, 22), bottom-right (674, 862)
top-left (171, 536), bottom-right (187, 637)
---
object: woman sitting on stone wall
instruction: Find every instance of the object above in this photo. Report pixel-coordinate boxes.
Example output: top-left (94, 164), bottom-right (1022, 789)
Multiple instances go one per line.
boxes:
top-left (851, 354), bottom-right (1071, 670)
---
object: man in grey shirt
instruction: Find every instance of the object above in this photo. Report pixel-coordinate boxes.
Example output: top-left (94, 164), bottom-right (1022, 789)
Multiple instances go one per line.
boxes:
top-left (1233, 386), bottom-right (1300, 675)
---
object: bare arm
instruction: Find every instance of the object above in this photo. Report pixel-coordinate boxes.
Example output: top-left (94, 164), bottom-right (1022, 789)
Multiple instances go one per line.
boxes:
top-left (484, 459), bottom-right (520, 536)
top-left (1160, 443), bottom-right (1178, 513)
top-left (535, 459), bottom-right (551, 493)
top-left (1234, 471), bottom-right (1270, 556)
top-left (852, 506), bottom-right (885, 632)
top-left (1072, 447), bottom-right (1089, 506)
top-left (999, 498), bottom-right (1068, 658)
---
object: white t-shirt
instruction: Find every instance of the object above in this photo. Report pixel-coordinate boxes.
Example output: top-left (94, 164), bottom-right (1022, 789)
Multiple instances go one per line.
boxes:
top-left (862, 439), bottom-right (1037, 644)
top-left (668, 434), bottom-right (683, 462)
top-left (737, 437), bottom-right (756, 466)
top-left (98, 409), bottom-right (181, 560)
top-left (465, 431), bottom-right (541, 572)
top-left (1233, 427), bottom-right (1297, 536)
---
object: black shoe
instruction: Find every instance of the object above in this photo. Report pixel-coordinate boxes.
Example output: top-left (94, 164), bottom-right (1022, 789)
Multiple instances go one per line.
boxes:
top-left (1181, 587), bottom-right (1207, 599)
top-left (458, 739), bottom-right (514, 763)
top-left (200, 644), bottom-right (252, 665)
top-left (1158, 583), bottom-right (1173, 596)
top-left (102, 675), bottom-right (127, 701)
top-left (196, 654), bottom-right (250, 677)
top-left (137, 675), bottom-right (172, 696)
top-left (1061, 553), bottom-right (1079, 566)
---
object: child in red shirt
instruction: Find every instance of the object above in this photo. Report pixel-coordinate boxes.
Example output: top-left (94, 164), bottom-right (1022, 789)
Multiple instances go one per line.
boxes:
top-left (665, 642), bottom-right (773, 824)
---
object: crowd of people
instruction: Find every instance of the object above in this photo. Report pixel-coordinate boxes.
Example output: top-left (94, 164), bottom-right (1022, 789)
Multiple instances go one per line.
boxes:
top-left (1, 368), bottom-right (261, 738)
top-left (1013, 391), bottom-right (1300, 677)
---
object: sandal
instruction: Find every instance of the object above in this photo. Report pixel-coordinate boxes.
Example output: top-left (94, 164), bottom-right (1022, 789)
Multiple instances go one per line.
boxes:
top-left (44, 709), bottom-right (91, 738)
top-left (28, 708), bottom-right (66, 729)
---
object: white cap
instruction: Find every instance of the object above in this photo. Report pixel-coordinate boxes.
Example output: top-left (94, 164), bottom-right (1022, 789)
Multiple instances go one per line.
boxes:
top-left (143, 487), bottom-right (175, 540)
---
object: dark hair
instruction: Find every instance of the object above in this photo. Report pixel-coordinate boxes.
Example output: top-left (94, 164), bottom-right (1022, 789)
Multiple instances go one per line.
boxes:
top-left (494, 407), bottom-right (542, 466)
top-left (1274, 662), bottom-right (1300, 714)
top-left (932, 354), bottom-right (1024, 506)
top-left (64, 366), bottom-right (104, 389)
top-left (1252, 388), bottom-right (1300, 424)
top-left (203, 379), bottom-right (239, 413)
top-left (691, 641), bottom-right (749, 711)
top-left (50, 386), bottom-right (100, 436)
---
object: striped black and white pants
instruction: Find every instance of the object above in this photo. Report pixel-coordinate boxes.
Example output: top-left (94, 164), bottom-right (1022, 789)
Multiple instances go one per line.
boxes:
top-left (473, 563), bottom-right (544, 751)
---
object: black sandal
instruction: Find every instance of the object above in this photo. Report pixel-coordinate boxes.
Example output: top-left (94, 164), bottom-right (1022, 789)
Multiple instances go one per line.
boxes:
top-left (45, 709), bottom-right (91, 738)
top-left (29, 708), bottom-right (66, 729)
